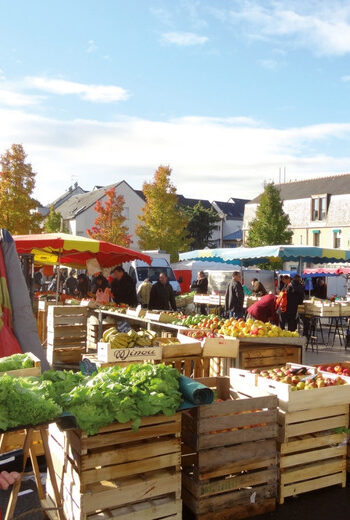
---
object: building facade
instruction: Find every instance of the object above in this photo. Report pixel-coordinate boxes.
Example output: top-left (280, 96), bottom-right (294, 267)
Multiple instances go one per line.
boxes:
top-left (243, 174), bottom-right (350, 250)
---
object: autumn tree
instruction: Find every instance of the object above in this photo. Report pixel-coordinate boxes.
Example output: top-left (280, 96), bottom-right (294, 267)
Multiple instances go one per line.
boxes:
top-left (184, 202), bottom-right (220, 249)
top-left (136, 165), bottom-right (191, 262)
top-left (44, 205), bottom-right (67, 233)
top-left (0, 144), bottom-right (43, 234)
top-left (246, 182), bottom-right (292, 247)
top-left (87, 187), bottom-right (131, 247)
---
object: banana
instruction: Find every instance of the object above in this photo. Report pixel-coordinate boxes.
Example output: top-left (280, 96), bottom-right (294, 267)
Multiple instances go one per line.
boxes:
top-left (102, 327), bottom-right (118, 342)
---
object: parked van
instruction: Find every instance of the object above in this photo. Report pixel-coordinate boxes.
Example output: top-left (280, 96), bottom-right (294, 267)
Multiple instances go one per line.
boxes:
top-left (126, 258), bottom-right (181, 295)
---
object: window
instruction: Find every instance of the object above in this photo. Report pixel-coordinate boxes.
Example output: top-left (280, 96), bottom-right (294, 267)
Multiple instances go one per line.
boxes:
top-left (333, 231), bottom-right (341, 249)
top-left (311, 195), bottom-right (327, 221)
top-left (313, 232), bottom-right (320, 247)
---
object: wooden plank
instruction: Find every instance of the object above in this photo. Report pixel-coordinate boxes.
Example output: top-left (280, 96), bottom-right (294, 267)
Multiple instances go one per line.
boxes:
top-left (198, 394), bottom-right (277, 418)
top-left (280, 446), bottom-right (346, 469)
top-left (80, 413), bottom-right (181, 436)
top-left (198, 409), bottom-right (276, 434)
top-left (280, 458), bottom-right (346, 484)
top-left (285, 415), bottom-right (349, 439)
top-left (198, 424), bottom-right (278, 450)
top-left (279, 404), bottom-right (348, 425)
top-left (88, 497), bottom-right (182, 520)
top-left (279, 470), bottom-right (345, 503)
top-left (280, 432), bottom-right (347, 455)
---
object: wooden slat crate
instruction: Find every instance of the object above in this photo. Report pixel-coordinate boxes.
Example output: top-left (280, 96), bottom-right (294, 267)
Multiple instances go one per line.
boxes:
top-left (46, 414), bottom-right (182, 520)
top-left (87, 322), bottom-right (112, 349)
top-left (0, 429), bottom-right (45, 456)
top-left (159, 357), bottom-right (210, 378)
top-left (47, 346), bottom-right (86, 367)
top-left (278, 404), bottom-right (348, 503)
top-left (237, 343), bottom-right (302, 371)
top-left (182, 376), bottom-right (278, 520)
top-left (47, 306), bottom-right (88, 366)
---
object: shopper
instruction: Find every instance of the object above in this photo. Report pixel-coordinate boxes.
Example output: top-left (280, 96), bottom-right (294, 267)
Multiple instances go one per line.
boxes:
top-left (191, 271), bottom-right (208, 314)
top-left (110, 266), bottom-right (138, 306)
top-left (313, 278), bottom-right (327, 299)
top-left (77, 273), bottom-right (90, 298)
top-left (149, 272), bottom-right (177, 311)
top-left (137, 278), bottom-right (153, 307)
top-left (251, 278), bottom-right (267, 297)
top-left (91, 273), bottom-right (109, 294)
top-left (247, 294), bottom-right (279, 324)
top-left (225, 271), bottom-right (244, 319)
top-left (64, 269), bottom-right (78, 295)
top-left (280, 275), bottom-right (304, 331)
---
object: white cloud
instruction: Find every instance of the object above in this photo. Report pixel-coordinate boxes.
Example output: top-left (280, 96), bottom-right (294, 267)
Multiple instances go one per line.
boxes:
top-left (259, 58), bottom-right (278, 69)
top-left (86, 40), bottom-right (97, 53)
top-left (25, 77), bottom-right (129, 103)
top-left (213, 1), bottom-right (350, 56)
top-left (162, 32), bottom-right (208, 46)
top-left (0, 107), bottom-right (350, 204)
top-left (0, 89), bottom-right (43, 107)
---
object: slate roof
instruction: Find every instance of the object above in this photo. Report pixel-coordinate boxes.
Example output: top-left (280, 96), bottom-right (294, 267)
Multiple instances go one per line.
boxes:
top-left (177, 195), bottom-right (212, 210)
top-left (248, 174), bottom-right (350, 204)
top-left (51, 184), bottom-right (87, 209)
top-left (213, 198), bottom-right (249, 219)
top-left (57, 182), bottom-right (122, 219)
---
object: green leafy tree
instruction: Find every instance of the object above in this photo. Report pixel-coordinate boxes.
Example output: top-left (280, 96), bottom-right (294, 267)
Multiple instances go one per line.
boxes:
top-left (184, 202), bottom-right (220, 249)
top-left (136, 165), bottom-right (191, 262)
top-left (246, 182), bottom-right (292, 248)
top-left (0, 144), bottom-right (43, 234)
top-left (44, 205), bottom-right (67, 233)
top-left (87, 187), bottom-right (131, 247)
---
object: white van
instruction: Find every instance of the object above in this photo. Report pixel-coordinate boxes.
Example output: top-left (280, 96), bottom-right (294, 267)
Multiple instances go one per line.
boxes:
top-left (126, 258), bottom-right (181, 295)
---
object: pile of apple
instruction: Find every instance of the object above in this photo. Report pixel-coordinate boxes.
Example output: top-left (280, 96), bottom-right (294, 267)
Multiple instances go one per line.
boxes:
top-left (218, 318), bottom-right (299, 338)
top-left (181, 329), bottom-right (218, 340)
top-left (317, 365), bottom-right (350, 377)
top-left (255, 365), bottom-right (346, 390)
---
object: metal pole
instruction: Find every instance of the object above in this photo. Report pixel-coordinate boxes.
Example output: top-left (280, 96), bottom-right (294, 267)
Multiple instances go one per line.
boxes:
top-left (56, 252), bottom-right (61, 304)
top-left (298, 256), bottom-right (302, 275)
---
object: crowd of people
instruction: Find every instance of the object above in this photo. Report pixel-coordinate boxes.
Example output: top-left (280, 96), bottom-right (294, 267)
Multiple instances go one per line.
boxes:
top-left (34, 265), bottom-right (177, 311)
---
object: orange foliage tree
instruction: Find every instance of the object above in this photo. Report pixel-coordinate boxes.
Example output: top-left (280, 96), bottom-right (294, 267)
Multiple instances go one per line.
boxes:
top-left (0, 144), bottom-right (43, 234)
top-left (87, 187), bottom-right (131, 247)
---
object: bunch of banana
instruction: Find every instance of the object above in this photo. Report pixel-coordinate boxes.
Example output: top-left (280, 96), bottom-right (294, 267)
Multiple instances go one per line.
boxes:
top-left (135, 330), bottom-right (154, 347)
top-left (102, 327), bottom-right (118, 343)
top-left (110, 332), bottom-right (135, 349)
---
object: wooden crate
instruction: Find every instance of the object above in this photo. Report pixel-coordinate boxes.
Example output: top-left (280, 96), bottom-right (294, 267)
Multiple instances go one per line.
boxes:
top-left (47, 346), bottom-right (85, 367)
top-left (0, 352), bottom-right (41, 378)
top-left (159, 357), bottom-right (210, 378)
top-left (182, 377), bottom-right (278, 520)
top-left (46, 414), bottom-right (182, 520)
top-left (47, 305), bottom-right (87, 347)
top-left (0, 428), bottom-right (45, 456)
top-left (237, 341), bottom-right (303, 371)
top-left (87, 322), bottom-right (111, 349)
top-left (278, 405), bottom-right (348, 503)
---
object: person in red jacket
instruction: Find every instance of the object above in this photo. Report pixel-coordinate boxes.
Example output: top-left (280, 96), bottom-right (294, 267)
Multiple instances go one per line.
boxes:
top-left (247, 294), bottom-right (279, 324)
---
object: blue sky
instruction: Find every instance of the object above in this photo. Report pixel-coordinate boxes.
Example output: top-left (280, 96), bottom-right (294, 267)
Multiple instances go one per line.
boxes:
top-left (1, 0), bottom-right (350, 204)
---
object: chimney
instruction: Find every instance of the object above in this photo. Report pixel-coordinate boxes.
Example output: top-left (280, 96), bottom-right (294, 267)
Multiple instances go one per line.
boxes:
top-left (74, 182), bottom-right (78, 188)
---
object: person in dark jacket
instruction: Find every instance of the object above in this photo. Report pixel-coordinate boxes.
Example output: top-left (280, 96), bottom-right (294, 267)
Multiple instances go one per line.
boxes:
top-left (251, 278), bottom-right (267, 297)
top-left (247, 294), bottom-right (279, 324)
top-left (91, 273), bottom-right (109, 294)
top-left (225, 271), bottom-right (244, 319)
top-left (282, 274), bottom-right (305, 331)
top-left (77, 273), bottom-right (90, 298)
top-left (110, 266), bottom-right (137, 306)
top-left (149, 272), bottom-right (177, 311)
top-left (191, 271), bottom-right (208, 315)
top-left (313, 278), bottom-right (327, 299)
top-left (64, 269), bottom-right (78, 295)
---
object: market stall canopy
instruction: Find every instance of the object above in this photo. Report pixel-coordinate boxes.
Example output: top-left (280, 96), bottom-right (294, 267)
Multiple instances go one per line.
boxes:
top-left (304, 267), bottom-right (350, 275)
top-left (179, 245), bottom-right (350, 266)
top-left (13, 233), bottom-right (151, 269)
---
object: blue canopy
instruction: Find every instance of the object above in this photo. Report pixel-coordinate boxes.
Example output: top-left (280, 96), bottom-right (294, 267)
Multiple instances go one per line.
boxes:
top-left (179, 245), bottom-right (350, 266)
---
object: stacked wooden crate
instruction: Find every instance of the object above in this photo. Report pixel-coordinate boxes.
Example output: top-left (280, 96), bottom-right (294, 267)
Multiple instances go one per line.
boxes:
top-left (254, 366), bottom-right (350, 503)
top-left (47, 305), bottom-right (88, 367)
top-left (236, 337), bottom-right (304, 371)
top-left (182, 376), bottom-right (278, 520)
top-left (87, 322), bottom-right (112, 349)
top-left (46, 414), bottom-right (182, 520)
top-left (156, 337), bottom-right (209, 378)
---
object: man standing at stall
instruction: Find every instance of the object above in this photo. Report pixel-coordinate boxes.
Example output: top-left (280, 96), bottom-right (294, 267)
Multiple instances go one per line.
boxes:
top-left (110, 266), bottom-right (138, 306)
top-left (149, 272), bottom-right (177, 311)
top-left (225, 271), bottom-right (244, 319)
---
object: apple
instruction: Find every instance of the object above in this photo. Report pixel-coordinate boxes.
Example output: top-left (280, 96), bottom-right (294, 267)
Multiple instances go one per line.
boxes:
top-left (317, 379), bottom-right (325, 388)
top-left (297, 381), bottom-right (305, 390)
top-left (334, 365), bottom-right (343, 374)
top-left (327, 366), bottom-right (335, 373)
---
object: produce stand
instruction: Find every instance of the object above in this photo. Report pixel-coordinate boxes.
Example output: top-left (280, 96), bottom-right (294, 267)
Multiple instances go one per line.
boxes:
top-left (182, 376), bottom-right (278, 519)
top-left (3, 424), bottom-right (64, 520)
top-left (46, 414), bottom-right (182, 520)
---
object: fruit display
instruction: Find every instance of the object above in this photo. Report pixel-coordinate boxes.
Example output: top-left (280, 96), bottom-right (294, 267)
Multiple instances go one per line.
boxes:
top-left (219, 318), bottom-right (298, 338)
top-left (181, 329), bottom-right (218, 340)
top-left (101, 327), bottom-right (156, 348)
top-left (317, 364), bottom-right (350, 377)
top-left (254, 365), bottom-right (346, 390)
